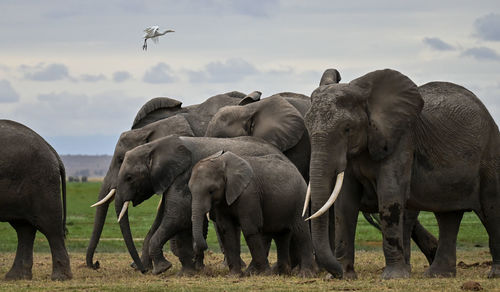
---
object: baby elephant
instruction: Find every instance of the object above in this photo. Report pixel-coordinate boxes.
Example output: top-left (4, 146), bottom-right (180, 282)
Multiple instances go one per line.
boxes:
top-left (0, 120), bottom-right (72, 280)
top-left (189, 151), bottom-right (315, 276)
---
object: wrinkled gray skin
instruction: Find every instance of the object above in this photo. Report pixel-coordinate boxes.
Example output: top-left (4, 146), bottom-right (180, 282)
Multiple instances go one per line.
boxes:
top-left (0, 120), bottom-right (72, 281)
top-left (305, 68), bottom-right (500, 279)
top-left (205, 86), bottom-right (437, 269)
top-left (189, 152), bottom-right (316, 276)
top-left (115, 135), bottom-right (283, 275)
top-left (86, 91), bottom-right (246, 269)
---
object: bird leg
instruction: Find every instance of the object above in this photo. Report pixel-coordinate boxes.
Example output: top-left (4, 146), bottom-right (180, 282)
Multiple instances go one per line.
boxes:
top-left (143, 39), bottom-right (148, 50)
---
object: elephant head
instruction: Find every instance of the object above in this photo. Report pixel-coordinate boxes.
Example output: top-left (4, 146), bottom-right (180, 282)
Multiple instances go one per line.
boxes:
top-left (304, 68), bottom-right (424, 277)
top-left (205, 95), bottom-right (306, 152)
top-left (114, 135), bottom-right (193, 271)
top-left (86, 115), bottom-right (193, 269)
top-left (188, 151), bottom-right (253, 254)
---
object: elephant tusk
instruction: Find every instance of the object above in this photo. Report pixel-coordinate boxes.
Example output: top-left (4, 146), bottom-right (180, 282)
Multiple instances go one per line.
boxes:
top-left (91, 189), bottom-right (116, 207)
top-left (206, 212), bottom-right (210, 221)
top-left (306, 172), bottom-right (344, 221)
top-left (156, 196), bottom-right (163, 212)
top-left (117, 201), bottom-right (130, 223)
top-left (302, 183), bottom-right (311, 217)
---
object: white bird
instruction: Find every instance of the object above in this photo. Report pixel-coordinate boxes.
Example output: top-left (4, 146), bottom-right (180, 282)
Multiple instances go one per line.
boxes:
top-left (142, 26), bottom-right (174, 50)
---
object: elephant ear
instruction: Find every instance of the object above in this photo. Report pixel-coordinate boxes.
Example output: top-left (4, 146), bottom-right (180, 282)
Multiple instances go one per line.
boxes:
top-left (239, 91), bottom-right (262, 106)
top-left (319, 69), bottom-right (342, 86)
top-left (249, 96), bottom-right (306, 151)
top-left (132, 97), bottom-right (183, 129)
top-left (222, 152), bottom-right (253, 206)
top-left (148, 136), bottom-right (192, 195)
top-left (351, 69), bottom-right (424, 160)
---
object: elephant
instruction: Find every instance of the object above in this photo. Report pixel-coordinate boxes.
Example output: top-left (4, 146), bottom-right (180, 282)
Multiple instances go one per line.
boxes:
top-left (0, 120), bottom-right (72, 281)
top-left (204, 86), bottom-right (438, 269)
top-left (114, 135), bottom-right (284, 275)
top-left (86, 91), bottom-right (250, 269)
top-left (189, 151), bottom-right (316, 276)
top-left (304, 68), bottom-right (500, 279)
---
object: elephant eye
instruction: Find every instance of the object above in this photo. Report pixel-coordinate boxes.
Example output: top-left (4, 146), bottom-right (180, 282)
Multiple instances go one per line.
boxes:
top-left (126, 175), bottom-right (133, 182)
top-left (344, 127), bottom-right (350, 133)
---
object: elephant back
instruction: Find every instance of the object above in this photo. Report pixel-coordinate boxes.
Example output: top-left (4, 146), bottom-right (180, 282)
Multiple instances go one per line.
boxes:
top-left (132, 97), bottom-right (184, 129)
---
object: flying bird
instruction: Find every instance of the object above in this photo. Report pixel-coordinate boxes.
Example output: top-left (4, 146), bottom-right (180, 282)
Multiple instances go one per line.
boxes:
top-left (142, 26), bottom-right (174, 50)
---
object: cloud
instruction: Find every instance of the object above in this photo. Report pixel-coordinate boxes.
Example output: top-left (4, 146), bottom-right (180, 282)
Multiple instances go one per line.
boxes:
top-left (474, 13), bottom-right (500, 41)
top-left (422, 37), bottom-right (455, 51)
top-left (22, 63), bottom-right (70, 81)
top-left (12, 90), bottom-right (146, 137)
top-left (0, 79), bottom-right (20, 103)
top-left (188, 58), bottom-right (258, 83)
top-left (113, 71), bottom-right (132, 82)
top-left (462, 47), bottom-right (500, 61)
top-left (80, 74), bottom-right (106, 82)
top-left (142, 63), bottom-right (176, 84)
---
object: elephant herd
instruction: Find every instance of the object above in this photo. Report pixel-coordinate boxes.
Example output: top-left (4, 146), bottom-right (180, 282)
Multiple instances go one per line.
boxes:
top-left (1, 68), bottom-right (499, 282)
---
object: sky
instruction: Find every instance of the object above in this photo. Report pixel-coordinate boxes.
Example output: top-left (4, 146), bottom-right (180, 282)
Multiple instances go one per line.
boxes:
top-left (0, 0), bottom-right (499, 154)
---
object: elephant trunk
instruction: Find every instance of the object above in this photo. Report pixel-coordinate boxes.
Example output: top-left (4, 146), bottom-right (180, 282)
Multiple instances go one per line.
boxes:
top-left (192, 199), bottom-right (209, 254)
top-left (115, 196), bottom-right (146, 273)
top-left (308, 139), bottom-right (344, 278)
top-left (86, 177), bottom-right (113, 269)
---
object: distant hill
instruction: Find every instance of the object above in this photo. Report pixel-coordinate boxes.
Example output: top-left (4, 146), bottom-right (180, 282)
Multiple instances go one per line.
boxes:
top-left (61, 155), bottom-right (112, 180)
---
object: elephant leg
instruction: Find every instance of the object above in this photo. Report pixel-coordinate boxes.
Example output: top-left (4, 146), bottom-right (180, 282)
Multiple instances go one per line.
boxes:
top-left (329, 208), bottom-right (336, 254)
top-left (424, 211), bottom-right (463, 278)
top-left (334, 175), bottom-right (361, 280)
top-left (411, 218), bottom-right (438, 265)
top-left (216, 213), bottom-right (243, 275)
top-left (148, 217), bottom-right (179, 275)
top-left (402, 210), bottom-right (420, 266)
top-left (247, 235), bottom-right (271, 274)
top-left (40, 225), bottom-right (72, 280)
top-left (242, 231), bottom-right (270, 276)
top-left (476, 174), bottom-right (500, 278)
top-left (291, 221), bottom-right (316, 277)
top-left (215, 221), bottom-right (247, 268)
top-left (5, 221), bottom-right (36, 280)
top-left (137, 199), bottom-right (164, 271)
top-left (174, 230), bottom-right (198, 276)
top-left (274, 232), bottom-right (292, 275)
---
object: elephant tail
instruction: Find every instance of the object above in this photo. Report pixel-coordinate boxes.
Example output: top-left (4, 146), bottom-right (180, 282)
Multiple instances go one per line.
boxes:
top-left (59, 158), bottom-right (68, 238)
top-left (362, 212), bottom-right (381, 231)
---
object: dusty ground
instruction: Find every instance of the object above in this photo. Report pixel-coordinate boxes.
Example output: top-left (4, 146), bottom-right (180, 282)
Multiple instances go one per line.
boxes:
top-left (1, 249), bottom-right (499, 291)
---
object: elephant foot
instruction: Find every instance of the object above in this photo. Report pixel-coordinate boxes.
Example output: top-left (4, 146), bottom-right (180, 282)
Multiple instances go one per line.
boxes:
top-left (194, 259), bottom-right (205, 271)
top-left (243, 264), bottom-right (271, 276)
top-left (271, 262), bottom-right (292, 276)
top-left (342, 269), bottom-right (358, 280)
top-left (424, 264), bottom-right (456, 278)
top-left (296, 267), bottom-right (316, 278)
top-left (177, 266), bottom-right (197, 277)
top-left (51, 269), bottom-right (73, 281)
top-left (88, 260), bottom-right (100, 270)
top-left (5, 269), bottom-right (32, 281)
top-left (488, 264), bottom-right (500, 278)
top-left (152, 259), bottom-right (173, 275)
top-left (381, 263), bottom-right (410, 279)
top-left (131, 260), bottom-right (153, 272)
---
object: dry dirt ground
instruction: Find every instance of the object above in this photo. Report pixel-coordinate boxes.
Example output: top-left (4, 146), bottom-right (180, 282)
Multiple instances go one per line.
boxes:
top-left (1, 249), bottom-right (500, 291)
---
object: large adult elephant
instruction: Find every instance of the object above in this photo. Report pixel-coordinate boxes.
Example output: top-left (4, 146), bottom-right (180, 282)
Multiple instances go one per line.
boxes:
top-left (0, 120), bottom-right (72, 281)
top-left (113, 135), bottom-right (284, 274)
top-left (305, 68), bottom-right (500, 279)
top-left (205, 86), bottom-right (438, 268)
top-left (86, 91), bottom-right (249, 269)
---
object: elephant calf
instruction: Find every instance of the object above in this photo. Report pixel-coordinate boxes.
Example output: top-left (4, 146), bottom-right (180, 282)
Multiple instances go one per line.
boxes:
top-left (0, 120), bottom-right (72, 281)
top-left (189, 151), bottom-right (316, 276)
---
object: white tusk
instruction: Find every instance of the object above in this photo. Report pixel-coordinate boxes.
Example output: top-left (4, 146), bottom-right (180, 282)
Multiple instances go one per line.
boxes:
top-left (91, 189), bottom-right (116, 207)
top-left (117, 201), bottom-right (130, 223)
top-left (157, 196), bottom-right (163, 212)
top-left (302, 183), bottom-right (311, 217)
top-left (206, 212), bottom-right (210, 221)
top-left (306, 172), bottom-right (344, 221)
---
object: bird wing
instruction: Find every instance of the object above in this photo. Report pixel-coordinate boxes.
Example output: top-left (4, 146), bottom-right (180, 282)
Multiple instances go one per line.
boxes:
top-left (143, 26), bottom-right (159, 36)
top-left (151, 36), bottom-right (159, 43)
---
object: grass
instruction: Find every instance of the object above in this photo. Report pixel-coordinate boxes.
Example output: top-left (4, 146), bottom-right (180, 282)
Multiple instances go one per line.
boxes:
top-left (0, 182), bottom-right (496, 291)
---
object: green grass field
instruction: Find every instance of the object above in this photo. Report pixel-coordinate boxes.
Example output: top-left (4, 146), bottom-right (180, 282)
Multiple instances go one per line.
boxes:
top-left (0, 182), bottom-right (490, 254)
top-left (0, 182), bottom-right (496, 291)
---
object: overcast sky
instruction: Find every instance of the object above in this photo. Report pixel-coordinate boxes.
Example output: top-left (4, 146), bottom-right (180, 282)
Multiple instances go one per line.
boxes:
top-left (0, 1), bottom-right (499, 154)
